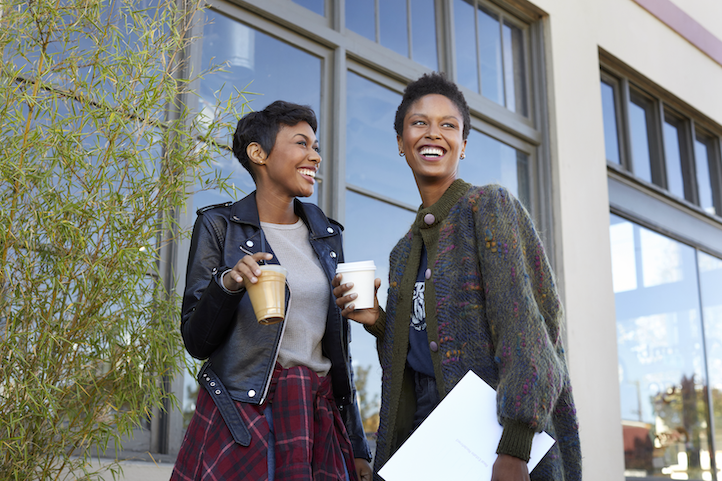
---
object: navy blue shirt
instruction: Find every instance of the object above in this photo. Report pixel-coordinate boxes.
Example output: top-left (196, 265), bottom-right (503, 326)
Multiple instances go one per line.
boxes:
top-left (406, 245), bottom-right (435, 377)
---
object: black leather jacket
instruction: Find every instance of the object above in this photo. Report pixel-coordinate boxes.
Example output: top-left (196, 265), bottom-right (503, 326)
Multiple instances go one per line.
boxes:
top-left (181, 192), bottom-right (370, 460)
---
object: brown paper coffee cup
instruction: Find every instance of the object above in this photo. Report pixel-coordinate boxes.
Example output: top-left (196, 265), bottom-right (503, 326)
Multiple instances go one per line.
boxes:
top-left (245, 265), bottom-right (287, 325)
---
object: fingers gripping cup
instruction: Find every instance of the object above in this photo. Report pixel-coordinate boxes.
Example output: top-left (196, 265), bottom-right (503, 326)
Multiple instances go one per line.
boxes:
top-left (245, 265), bottom-right (288, 325)
top-left (335, 260), bottom-right (376, 310)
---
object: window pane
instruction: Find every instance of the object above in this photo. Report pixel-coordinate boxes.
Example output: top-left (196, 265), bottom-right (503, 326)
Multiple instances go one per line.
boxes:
top-left (460, 129), bottom-right (530, 208)
top-left (346, 0), bottom-right (375, 41)
top-left (662, 118), bottom-right (686, 199)
top-left (292, 0), bottom-right (324, 16)
top-left (610, 214), bottom-right (714, 480)
top-left (609, 217), bottom-right (638, 293)
top-left (346, 72), bottom-right (419, 205)
top-left (694, 136), bottom-right (716, 215)
top-left (454, 0), bottom-right (479, 93)
top-left (411, 0), bottom-right (439, 70)
top-left (344, 192), bottom-right (416, 433)
top-left (502, 21), bottom-right (527, 116)
top-left (201, 10), bottom-right (322, 123)
top-left (600, 80), bottom-right (621, 164)
top-left (478, 6), bottom-right (503, 105)
top-left (628, 97), bottom-right (653, 183)
top-left (380, 0), bottom-right (409, 57)
top-left (698, 252), bottom-right (722, 481)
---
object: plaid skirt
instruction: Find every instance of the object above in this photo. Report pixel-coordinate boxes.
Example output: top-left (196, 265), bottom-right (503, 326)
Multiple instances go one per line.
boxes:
top-left (171, 364), bottom-right (357, 481)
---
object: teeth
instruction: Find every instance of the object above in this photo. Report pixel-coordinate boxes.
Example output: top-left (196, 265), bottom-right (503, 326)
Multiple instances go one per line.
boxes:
top-left (298, 168), bottom-right (316, 178)
top-left (420, 147), bottom-right (444, 157)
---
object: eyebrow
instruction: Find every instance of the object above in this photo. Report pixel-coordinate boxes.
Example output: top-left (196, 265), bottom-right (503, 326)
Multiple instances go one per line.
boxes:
top-left (293, 133), bottom-right (319, 145)
top-left (409, 113), bottom-right (460, 121)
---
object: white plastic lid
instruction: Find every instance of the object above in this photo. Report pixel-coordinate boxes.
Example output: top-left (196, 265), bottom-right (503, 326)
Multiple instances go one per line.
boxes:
top-left (335, 260), bottom-right (376, 273)
top-left (259, 264), bottom-right (288, 276)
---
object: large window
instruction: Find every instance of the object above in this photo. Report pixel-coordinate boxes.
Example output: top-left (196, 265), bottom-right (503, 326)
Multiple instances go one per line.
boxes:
top-left (454, 0), bottom-right (528, 115)
top-left (345, 0), bottom-right (439, 70)
top-left (600, 67), bottom-right (722, 217)
top-left (610, 214), bottom-right (721, 480)
top-left (171, 0), bottom-right (548, 456)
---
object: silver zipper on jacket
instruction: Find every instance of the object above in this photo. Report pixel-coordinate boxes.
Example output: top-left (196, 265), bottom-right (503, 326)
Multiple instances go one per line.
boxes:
top-left (258, 280), bottom-right (291, 404)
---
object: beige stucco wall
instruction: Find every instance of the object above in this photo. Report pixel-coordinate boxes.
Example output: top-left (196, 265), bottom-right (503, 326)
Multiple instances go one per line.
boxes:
top-left (532, 0), bottom-right (722, 480)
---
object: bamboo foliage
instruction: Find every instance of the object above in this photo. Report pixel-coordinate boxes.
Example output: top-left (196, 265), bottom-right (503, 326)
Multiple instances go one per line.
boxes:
top-left (0, 0), bottom-right (245, 478)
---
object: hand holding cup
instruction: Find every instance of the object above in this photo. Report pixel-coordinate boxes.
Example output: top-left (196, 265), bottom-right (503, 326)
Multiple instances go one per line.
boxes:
top-left (223, 252), bottom-right (274, 291)
top-left (332, 272), bottom-right (381, 326)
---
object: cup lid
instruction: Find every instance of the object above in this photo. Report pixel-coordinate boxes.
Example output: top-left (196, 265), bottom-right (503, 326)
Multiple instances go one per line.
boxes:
top-left (260, 264), bottom-right (288, 276)
top-left (335, 260), bottom-right (376, 272)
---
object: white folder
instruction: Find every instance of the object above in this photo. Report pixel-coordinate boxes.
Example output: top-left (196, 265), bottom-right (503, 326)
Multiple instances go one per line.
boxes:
top-left (378, 370), bottom-right (556, 481)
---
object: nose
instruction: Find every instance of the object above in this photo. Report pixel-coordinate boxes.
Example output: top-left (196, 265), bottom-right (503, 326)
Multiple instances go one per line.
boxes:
top-left (310, 149), bottom-right (321, 164)
top-left (426, 123), bottom-right (441, 139)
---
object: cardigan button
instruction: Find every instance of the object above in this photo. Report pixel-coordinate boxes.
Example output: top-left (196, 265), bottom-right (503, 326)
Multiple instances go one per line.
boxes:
top-left (425, 268), bottom-right (431, 280)
top-left (429, 341), bottom-right (438, 352)
top-left (424, 213), bottom-right (435, 225)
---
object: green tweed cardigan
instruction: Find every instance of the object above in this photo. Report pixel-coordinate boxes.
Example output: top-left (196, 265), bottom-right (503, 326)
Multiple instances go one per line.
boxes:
top-left (366, 179), bottom-right (581, 481)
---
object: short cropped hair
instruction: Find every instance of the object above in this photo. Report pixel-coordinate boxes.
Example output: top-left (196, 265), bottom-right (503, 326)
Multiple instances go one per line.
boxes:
top-left (394, 72), bottom-right (471, 140)
top-left (232, 100), bottom-right (318, 180)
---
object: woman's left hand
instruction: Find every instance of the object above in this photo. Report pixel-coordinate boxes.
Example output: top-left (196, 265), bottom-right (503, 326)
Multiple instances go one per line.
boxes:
top-left (490, 454), bottom-right (530, 481)
top-left (354, 458), bottom-right (372, 481)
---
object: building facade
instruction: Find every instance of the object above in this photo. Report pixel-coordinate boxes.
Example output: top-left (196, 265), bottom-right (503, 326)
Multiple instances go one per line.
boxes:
top-left (118, 0), bottom-right (722, 480)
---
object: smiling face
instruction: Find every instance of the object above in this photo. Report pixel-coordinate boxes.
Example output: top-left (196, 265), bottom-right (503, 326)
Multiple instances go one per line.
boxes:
top-left (397, 94), bottom-right (467, 191)
top-left (249, 121), bottom-right (321, 199)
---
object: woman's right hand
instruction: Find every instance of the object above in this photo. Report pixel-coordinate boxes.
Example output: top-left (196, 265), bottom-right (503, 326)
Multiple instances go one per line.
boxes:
top-left (222, 252), bottom-right (274, 291)
top-left (332, 274), bottom-right (381, 326)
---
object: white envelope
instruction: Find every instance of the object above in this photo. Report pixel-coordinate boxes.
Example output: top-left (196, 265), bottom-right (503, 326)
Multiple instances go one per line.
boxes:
top-left (378, 370), bottom-right (556, 481)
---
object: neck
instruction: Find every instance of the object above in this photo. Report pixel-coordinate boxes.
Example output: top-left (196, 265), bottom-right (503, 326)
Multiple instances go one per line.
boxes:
top-left (255, 185), bottom-right (298, 224)
top-left (415, 175), bottom-right (457, 208)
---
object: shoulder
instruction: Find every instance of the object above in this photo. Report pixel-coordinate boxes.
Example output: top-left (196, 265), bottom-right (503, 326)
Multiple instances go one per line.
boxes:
top-left (195, 200), bottom-right (233, 217)
top-left (463, 183), bottom-right (528, 217)
top-left (464, 183), bottom-right (515, 204)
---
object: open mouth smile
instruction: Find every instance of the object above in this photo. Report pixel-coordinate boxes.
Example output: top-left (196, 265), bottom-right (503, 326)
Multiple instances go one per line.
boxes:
top-left (419, 146), bottom-right (446, 159)
top-left (298, 168), bottom-right (317, 182)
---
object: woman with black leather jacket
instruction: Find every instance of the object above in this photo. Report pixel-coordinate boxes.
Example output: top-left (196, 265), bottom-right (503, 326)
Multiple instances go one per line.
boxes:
top-left (171, 101), bottom-right (372, 481)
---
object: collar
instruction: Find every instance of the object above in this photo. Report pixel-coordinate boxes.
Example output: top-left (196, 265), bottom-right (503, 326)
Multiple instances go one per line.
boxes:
top-left (229, 191), bottom-right (341, 239)
top-left (414, 179), bottom-right (471, 230)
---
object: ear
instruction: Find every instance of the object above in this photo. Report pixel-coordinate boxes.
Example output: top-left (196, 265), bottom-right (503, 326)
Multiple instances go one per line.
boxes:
top-left (461, 138), bottom-right (467, 158)
top-left (246, 142), bottom-right (267, 165)
top-left (397, 135), bottom-right (404, 154)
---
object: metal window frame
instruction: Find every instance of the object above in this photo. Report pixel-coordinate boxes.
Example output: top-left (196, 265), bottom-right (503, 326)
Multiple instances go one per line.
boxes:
top-left (599, 70), bottom-right (629, 169)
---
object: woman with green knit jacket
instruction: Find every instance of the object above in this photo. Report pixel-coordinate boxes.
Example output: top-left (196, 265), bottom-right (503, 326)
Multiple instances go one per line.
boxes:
top-left (333, 73), bottom-right (582, 481)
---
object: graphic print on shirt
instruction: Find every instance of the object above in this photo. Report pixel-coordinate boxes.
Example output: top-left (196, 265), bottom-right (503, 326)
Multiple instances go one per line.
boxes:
top-left (410, 281), bottom-right (426, 331)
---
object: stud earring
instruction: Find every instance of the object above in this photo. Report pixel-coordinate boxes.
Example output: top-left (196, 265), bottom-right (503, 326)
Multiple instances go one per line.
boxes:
top-left (399, 151), bottom-right (405, 157)
top-left (460, 152), bottom-right (465, 160)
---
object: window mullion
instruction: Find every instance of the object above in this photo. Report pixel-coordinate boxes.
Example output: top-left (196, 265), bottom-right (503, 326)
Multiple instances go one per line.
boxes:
top-left (685, 118), bottom-right (699, 205)
top-left (620, 77), bottom-right (634, 173)
top-left (406, 0), bottom-right (412, 59)
top-left (652, 98), bottom-right (667, 189)
top-left (374, 0), bottom-right (380, 43)
top-left (713, 137), bottom-right (722, 217)
top-left (474, 0), bottom-right (482, 95)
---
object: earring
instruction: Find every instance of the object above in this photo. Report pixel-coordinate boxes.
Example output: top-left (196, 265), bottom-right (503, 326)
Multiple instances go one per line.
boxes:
top-left (399, 151), bottom-right (405, 157)
top-left (460, 152), bottom-right (465, 160)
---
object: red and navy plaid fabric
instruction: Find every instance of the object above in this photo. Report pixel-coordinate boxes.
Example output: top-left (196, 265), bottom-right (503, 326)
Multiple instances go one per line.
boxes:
top-left (171, 364), bottom-right (357, 481)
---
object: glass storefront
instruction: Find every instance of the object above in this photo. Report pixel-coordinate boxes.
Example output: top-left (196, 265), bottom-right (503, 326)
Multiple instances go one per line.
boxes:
top-left (610, 213), bottom-right (721, 480)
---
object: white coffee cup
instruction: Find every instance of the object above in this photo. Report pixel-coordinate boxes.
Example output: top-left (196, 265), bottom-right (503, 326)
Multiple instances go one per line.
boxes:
top-left (335, 260), bottom-right (376, 309)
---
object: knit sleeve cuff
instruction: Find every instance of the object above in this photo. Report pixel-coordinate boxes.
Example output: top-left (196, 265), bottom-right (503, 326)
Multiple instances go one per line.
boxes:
top-left (363, 308), bottom-right (386, 338)
top-left (496, 419), bottom-right (535, 462)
